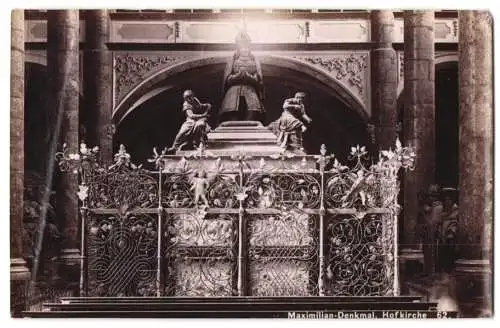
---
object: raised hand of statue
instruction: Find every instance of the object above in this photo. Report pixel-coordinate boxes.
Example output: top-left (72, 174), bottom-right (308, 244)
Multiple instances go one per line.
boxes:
top-left (204, 103), bottom-right (212, 113)
top-left (248, 72), bottom-right (258, 81)
top-left (235, 71), bottom-right (248, 81)
top-left (303, 114), bottom-right (312, 124)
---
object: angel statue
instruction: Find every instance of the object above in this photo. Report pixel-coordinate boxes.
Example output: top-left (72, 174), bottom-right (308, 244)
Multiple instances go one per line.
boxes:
top-left (190, 169), bottom-right (210, 207)
top-left (340, 169), bottom-right (375, 207)
top-left (269, 92), bottom-right (312, 151)
top-left (187, 159), bottom-right (225, 210)
top-left (167, 90), bottom-right (212, 153)
top-left (109, 144), bottom-right (136, 170)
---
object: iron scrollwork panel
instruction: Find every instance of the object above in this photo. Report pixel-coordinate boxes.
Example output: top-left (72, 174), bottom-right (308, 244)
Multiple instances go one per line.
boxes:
top-left (248, 213), bottom-right (320, 296)
top-left (324, 213), bottom-right (394, 296)
top-left (86, 168), bottom-right (159, 209)
top-left (324, 170), bottom-right (387, 210)
top-left (67, 141), bottom-right (412, 298)
top-left (87, 213), bottom-right (158, 297)
top-left (164, 213), bottom-right (238, 296)
top-left (161, 172), bottom-right (240, 209)
top-left (243, 172), bottom-right (321, 209)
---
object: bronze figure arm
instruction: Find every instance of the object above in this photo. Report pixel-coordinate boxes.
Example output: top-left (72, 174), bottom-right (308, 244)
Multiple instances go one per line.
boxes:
top-left (302, 113), bottom-right (313, 124)
top-left (186, 109), bottom-right (208, 120)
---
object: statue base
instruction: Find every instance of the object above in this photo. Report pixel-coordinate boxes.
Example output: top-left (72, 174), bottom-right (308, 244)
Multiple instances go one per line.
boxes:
top-left (453, 259), bottom-right (492, 317)
top-left (205, 121), bottom-right (303, 156)
top-left (173, 121), bottom-right (315, 169)
top-left (10, 258), bottom-right (30, 317)
top-left (399, 248), bottom-right (425, 294)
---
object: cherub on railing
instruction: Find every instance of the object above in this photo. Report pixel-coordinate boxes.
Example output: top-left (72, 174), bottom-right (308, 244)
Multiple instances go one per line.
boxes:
top-left (109, 144), bottom-right (138, 170)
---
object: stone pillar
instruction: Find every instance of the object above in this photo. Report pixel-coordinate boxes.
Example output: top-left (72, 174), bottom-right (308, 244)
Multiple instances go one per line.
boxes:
top-left (401, 11), bottom-right (435, 270)
top-left (48, 10), bottom-right (80, 285)
top-left (370, 10), bottom-right (398, 151)
top-left (10, 9), bottom-right (31, 317)
top-left (84, 10), bottom-right (113, 163)
top-left (455, 10), bottom-right (493, 317)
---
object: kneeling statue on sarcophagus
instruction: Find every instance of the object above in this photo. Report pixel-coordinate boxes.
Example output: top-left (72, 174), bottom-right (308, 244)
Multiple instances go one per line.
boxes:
top-left (167, 90), bottom-right (213, 153)
top-left (268, 92), bottom-right (312, 152)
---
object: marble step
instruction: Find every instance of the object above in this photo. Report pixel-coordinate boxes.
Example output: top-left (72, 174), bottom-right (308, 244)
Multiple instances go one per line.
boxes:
top-left (58, 296), bottom-right (423, 303)
top-left (24, 296), bottom-right (437, 318)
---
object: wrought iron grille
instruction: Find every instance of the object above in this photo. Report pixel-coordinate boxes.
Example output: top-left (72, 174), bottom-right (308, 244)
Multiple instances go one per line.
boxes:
top-left (87, 213), bottom-right (158, 297)
top-left (56, 141), bottom-right (415, 297)
top-left (325, 213), bottom-right (394, 296)
top-left (164, 213), bottom-right (238, 296)
top-left (248, 213), bottom-right (319, 296)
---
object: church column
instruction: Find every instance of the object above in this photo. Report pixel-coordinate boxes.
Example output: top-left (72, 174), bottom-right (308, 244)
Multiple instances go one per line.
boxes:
top-left (370, 10), bottom-right (398, 151)
top-left (10, 9), bottom-right (31, 317)
top-left (47, 10), bottom-right (80, 286)
top-left (400, 11), bottom-right (435, 270)
top-left (455, 11), bottom-right (493, 317)
top-left (84, 10), bottom-right (113, 163)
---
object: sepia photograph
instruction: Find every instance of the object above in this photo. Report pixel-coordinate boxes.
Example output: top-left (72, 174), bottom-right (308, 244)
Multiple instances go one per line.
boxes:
top-left (7, 4), bottom-right (494, 319)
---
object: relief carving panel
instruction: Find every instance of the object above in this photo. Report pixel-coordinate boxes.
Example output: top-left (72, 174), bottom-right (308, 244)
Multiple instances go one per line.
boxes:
top-left (113, 53), bottom-right (193, 104)
top-left (291, 53), bottom-right (369, 107)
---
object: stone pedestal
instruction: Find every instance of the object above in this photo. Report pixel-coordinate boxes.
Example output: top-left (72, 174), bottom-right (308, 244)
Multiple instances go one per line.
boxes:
top-left (48, 10), bottom-right (81, 286)
top-left (402, 11), bottom-right (435, 266)
top-left (10, 9), bottom-right (30, 317)
top-left (10, 259), bottom-right (31, 317)
top-left (206, 121), bottom-right (290, 156)
top-left (370, 10), bottom-right (398, 152)
top-left (398, 248), bottom-right (425, 294)
top-left (455, 11), bottom-right (493, 317)
top-left (174, 121), bottom-right (315, 169)
top-left (84, 10), bottom-right (113, 164)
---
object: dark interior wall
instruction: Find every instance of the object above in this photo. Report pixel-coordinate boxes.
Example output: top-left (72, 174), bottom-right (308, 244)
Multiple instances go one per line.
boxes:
top-left (397, 61), bottom-right (459, 189)
top-left (24, 62), bottom-right (61, 231)
top-left (395, 60), bottom-right (459, 244)
top-left (25, 62), bottom-right (86, 196)
top-left (114, 68), bottom-right (370, 164)
top-left (435, 61), bottom-right (459, 189)
top-left (24, 63), bottom-right (51, 177)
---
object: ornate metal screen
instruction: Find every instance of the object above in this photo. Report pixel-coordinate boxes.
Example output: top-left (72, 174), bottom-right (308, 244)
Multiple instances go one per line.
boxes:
top-left (57, 142), bottom-right (415, 297)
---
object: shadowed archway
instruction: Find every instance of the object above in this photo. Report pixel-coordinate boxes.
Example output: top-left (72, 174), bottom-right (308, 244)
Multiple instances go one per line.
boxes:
top-left (114, 55), bottom-right (370, 164)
